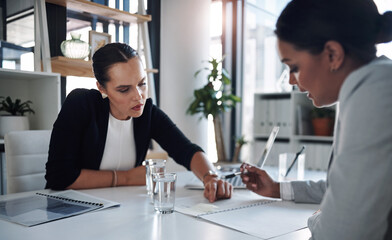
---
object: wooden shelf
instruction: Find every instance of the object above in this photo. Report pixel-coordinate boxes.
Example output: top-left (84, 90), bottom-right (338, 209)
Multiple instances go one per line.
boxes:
top-left (45, 0), bottom-right (151, 24)
top-left (51, 56), bottom-right (94, 78)
top-left (51, 56), bottom-right (158, 78)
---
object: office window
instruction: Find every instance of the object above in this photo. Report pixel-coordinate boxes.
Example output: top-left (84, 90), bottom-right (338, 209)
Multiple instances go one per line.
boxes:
top-left (240, 1), bottom-right (289, 161)
top-left (375, 0), bottom-right (392, 58)
top-left (206, 0), bottom-right (223, 162)
top-left (3, 9), bottom-right (34, 71)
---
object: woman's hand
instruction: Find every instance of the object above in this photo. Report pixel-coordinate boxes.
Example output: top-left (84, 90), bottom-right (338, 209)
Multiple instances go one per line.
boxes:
top-left (240, 163), bottom-right (280, 198)
top-left (123, 165), bottom-right (146, 186)
top-left (203, 176), bottom-right (233, 203)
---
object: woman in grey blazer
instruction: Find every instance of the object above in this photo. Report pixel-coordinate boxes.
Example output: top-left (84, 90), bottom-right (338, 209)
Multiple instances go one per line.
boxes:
top-left (240, 0), bottom-right (392, 239)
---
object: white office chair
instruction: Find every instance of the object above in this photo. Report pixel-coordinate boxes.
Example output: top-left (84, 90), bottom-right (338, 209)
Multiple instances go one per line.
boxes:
top-left (4, 130), bottom-right (51, 194)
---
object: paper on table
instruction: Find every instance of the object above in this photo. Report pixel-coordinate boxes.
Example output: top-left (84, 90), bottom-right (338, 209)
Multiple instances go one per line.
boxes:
top-left (175, 192), bottom-right (276, 217)
top-left (202, 201), bottom-right (318, 239)
top-left (175, 193), bottom-right (319, 240)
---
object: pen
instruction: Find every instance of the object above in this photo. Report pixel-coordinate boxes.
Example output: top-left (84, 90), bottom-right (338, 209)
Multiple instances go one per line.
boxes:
top-left (222, 171), bottom-right (242, 179)
top-left (284, 146), bottom-right (306, 177)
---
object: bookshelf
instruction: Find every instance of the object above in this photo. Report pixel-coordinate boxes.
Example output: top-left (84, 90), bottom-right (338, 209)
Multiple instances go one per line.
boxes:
top-left (45, 0), bottom-right (158, 78)
top-left (45, 0), bottom-right (151, 23)
top-left (0, 68), bottom-right (61, 131)
top-left (252, 92), bottom-right (336, 171)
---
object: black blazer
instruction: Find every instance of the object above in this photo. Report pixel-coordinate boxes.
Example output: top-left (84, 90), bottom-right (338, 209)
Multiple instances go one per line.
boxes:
top-left (45, 89), bottom-right (202, 189)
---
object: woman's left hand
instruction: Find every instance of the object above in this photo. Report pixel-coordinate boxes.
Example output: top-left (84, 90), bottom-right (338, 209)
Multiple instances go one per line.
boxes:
top-left (203, 176), bottom-right (233, 203)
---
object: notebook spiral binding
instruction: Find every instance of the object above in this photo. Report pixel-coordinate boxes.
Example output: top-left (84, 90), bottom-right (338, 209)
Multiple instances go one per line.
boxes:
top-left (198, 199), bottom-right (277, 217)
top-left (36, 192), bottom-right (104, 207)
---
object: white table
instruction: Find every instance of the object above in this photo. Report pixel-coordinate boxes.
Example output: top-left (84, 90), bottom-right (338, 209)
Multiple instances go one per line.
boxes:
top-left (0, 171), bottom-right (319, 240)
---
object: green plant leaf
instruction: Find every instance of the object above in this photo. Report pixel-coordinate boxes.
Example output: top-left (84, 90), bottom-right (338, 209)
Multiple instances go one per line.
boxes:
top-left (186, 57), bottom-right (241, 120)
top-left (0, 96), bottom-right (35, 116)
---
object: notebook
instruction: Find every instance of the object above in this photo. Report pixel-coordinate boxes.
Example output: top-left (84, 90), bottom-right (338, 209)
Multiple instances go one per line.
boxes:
top-left (185, 126), bottom-right (280, 189)
top-left (175, 192), bottom-right (319, 239)
top-left (0, 190), bottom-right (120, 227)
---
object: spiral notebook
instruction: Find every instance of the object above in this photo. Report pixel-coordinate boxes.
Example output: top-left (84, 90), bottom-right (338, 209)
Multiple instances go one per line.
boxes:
top-left (0, 190), bottom-right (120, 227)
top-left (175, 193), bottom-right (319, 239)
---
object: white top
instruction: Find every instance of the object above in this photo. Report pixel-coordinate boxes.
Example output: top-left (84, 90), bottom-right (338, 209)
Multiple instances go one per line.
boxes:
top-left (99, 113), bottom-right (136, 171)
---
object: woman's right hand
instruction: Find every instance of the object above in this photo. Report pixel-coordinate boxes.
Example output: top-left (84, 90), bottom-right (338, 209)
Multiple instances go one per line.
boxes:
top-left (240, 163), bottom-right (281, 198)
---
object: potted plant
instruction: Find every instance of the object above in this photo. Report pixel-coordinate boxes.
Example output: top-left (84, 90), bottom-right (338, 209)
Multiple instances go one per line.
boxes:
top-left (231, 136), bottom-right (248, 163)
top-left (187, 57), bottom-right (241, 162)
top-left (310, 107), bottom-right (335, 136)
top-left (0, 96), bottom-right (35, 138)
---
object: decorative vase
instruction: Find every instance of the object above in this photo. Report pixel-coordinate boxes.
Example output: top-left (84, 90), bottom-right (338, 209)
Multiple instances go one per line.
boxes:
top-left (0, 116), bottom-right (30, 138)
top-left (60, 32), bottom-right (90, 59)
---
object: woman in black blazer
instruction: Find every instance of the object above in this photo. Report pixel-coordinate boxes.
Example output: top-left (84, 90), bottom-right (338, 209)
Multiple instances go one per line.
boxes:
top-left (45, 43), bottom-right (232, 203)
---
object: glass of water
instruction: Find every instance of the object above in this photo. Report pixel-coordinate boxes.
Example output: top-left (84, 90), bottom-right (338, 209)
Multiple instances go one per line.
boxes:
top-left (278, 153), bottom-right (305, 181)
top-left (143, 159), bottom-right (166, 202)
top-left (152, 172), bottom-right (177, 214)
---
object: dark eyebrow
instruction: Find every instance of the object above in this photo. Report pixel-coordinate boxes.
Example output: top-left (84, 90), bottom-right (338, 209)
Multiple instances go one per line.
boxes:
top-left (115, 77), bottom-right (146, 89)
top-left (115, 85), bottom-right (130, 89)
top-left (281, 58), bottom-right (290, 63)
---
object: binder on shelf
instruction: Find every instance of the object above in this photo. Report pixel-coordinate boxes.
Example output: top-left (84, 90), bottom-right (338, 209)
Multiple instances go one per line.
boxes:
top-left (0, 190), bottom-right (120, 227)
top-left (277, 98), bottom-right (291, 137)
top-left (267, 99), bottom-right (275, 134)
top-left (296, 105), bottom-right (313, 136)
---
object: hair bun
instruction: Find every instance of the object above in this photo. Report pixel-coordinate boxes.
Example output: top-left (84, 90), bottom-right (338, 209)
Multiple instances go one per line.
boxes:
top-left (377, 11), bottom-right (392, 43)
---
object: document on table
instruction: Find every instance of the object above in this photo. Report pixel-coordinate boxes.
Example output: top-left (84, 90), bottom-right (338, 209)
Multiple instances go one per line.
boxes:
top-left (175, 193), bottom-right (319, 239)
top-left (0, 190), bottom-right (120, 227)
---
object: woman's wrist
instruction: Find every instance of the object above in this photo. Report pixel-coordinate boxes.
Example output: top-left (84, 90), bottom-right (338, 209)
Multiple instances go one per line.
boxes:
top-left (202, 170), bottom-right (219, 185)
top-left (272, 182), bottom-right (281, 198)
top-left (111, 170), bottom-right (118, 187)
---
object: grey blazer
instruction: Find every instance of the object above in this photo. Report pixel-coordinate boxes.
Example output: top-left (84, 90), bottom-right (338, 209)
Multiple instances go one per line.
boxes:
top-left (303, 56), bottom-right (392, 240)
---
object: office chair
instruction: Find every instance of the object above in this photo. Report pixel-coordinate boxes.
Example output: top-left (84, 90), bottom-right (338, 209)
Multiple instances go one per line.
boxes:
top-left (4, 130), bottom-right (51, 194)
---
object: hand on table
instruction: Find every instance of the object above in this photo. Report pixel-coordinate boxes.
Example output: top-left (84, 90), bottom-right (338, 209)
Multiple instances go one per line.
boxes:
top-left (240, 163), bottom-right (280, 198)
top-left (124, 165), bottom-right (146, 185)
top-left (203, 176), bottom-right (233, 203)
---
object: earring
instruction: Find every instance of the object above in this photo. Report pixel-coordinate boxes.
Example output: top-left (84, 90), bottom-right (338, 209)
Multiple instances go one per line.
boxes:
top-left (102, 93), bottom-right (108, 99)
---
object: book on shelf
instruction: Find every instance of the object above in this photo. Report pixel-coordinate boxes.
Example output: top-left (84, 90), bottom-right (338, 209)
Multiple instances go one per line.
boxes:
top-left (175, 192), bottom-right (319, 239)
top-left (296, 105), bottom-right (313, 136)
top-left (0, 190), bottom-right (120, 227)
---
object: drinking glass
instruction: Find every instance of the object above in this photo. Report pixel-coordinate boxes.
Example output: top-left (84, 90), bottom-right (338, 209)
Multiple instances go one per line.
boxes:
top-left (142, 159), bottom-right (166, 202)
top-left (278, 153), bottom-right (305, 181)
top-left (152, 172), bottom-right (177, 214)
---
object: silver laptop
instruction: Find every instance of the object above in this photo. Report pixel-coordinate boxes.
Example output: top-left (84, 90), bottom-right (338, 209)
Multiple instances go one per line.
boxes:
top-left (185, 126), bottom-right (280, 189)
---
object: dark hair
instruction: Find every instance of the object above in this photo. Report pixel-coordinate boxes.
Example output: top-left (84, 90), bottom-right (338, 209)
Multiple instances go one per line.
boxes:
top-left (92, 42), bottom-right (139, 87)
top-left (275, 0), bottom-right (392, 63)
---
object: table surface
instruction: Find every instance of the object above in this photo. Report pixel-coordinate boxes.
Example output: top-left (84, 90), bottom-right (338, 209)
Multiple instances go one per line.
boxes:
top-left (0, 169), bottom-right (326, 240)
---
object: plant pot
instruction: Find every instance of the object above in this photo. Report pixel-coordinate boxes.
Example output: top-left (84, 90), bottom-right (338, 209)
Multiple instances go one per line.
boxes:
top-left (0, 116), bottom-right (30, 138)
top-left (311, 118), bottom-right (334, 136)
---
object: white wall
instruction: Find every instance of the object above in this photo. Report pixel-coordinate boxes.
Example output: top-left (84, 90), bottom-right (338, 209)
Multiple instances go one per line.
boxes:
top-left (160, 0), bottom-right (210, 151)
